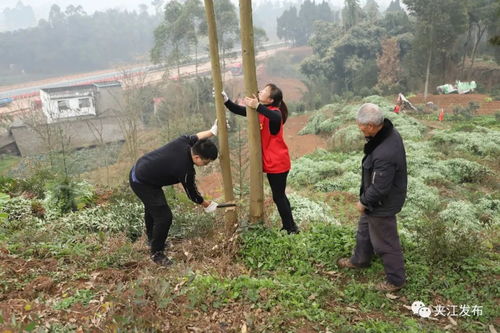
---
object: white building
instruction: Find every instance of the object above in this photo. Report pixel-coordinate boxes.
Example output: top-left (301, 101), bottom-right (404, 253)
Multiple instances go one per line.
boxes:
top-left (40, 82), bottom-right (121, 123)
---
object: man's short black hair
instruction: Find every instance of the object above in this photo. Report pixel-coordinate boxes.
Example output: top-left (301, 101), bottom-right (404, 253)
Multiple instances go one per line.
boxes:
top-left (192, 139), bottom-right (218, 161)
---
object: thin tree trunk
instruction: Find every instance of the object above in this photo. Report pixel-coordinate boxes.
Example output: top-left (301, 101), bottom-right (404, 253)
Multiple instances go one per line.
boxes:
top-left (424, 45), bottom-right (432, 101)
top-left (460, 24), bottom-right (472, 79)
top-left (239, 0), bottom-right (263, 223)
top-left (468, 23), bottom-right (486, 79)
top-left (204, 0), bottom-right (237, 230)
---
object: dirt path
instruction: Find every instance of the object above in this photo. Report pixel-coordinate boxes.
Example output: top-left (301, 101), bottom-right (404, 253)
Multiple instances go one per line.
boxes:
top-left (409, 93), bottom-right (500, 115)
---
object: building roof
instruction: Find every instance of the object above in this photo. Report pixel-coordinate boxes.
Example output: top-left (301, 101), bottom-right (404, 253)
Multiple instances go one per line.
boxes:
top-left (40, 81), bottom-right (122, 99)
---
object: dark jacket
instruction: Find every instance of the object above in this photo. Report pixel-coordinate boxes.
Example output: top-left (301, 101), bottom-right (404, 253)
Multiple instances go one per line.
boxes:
top-left (134, 135), bottom-right (204, 204)
top-left (360, 119), bottom-right (407, 216)
top-left (224, 99), bottom-right (282, 135)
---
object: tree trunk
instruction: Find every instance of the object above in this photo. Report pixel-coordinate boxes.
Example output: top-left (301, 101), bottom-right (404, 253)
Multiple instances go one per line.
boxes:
top-left (204, 0), bottom-right (237, 230)
top-left (424, 45), bottom-right (432, 101)
top-left (239, 0), bottom-right (263, 223)
top-left (460, 24), bottom-right (472, 79)
top-left (468, 23), bottom-right (486, 79)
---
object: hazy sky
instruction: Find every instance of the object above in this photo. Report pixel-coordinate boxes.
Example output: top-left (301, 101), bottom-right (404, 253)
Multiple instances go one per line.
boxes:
top-left (2, 0), bottom-right (395, 20)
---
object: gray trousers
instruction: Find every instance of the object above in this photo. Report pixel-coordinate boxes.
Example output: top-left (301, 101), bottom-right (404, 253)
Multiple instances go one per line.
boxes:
top-left (350, 215), bottom-right (406, 286)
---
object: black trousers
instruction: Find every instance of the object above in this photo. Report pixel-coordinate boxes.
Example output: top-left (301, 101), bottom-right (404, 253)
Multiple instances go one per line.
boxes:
top-left (129, 170), bottom-right (172, 254)
top-left (350, 215), bottom-right (406, 286)
top-left (267, 172), bottom-right (296, 231)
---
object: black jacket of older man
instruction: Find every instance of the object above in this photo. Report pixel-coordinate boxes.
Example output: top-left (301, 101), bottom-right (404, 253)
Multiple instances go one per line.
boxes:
top-left (350, 118), bottom-right (407, 287)
top-left (359, 118), bottom-right (407, 216)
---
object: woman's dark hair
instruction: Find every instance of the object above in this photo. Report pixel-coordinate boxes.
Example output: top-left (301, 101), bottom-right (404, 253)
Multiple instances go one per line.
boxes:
top-left (192, 139), bottom-right (218, 161)
top-left (266, 83), bottom-right (288, 124)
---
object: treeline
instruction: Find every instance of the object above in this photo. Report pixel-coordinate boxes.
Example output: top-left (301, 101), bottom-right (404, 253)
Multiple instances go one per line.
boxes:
top-left (0, 5), bottom-right (161, 77)
top-left (151, 0), bottom-right (267, 76)
top-left (0, 1), bottom-right (36, 31)
top-left (277, 0), bottom-right (500, 99)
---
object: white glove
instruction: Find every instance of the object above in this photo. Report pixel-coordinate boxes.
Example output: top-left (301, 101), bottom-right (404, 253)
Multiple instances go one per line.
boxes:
top-left (204, 201), bottom-right (218, 213)
top-left (212, 88), bottom-right (229, 103)
top-left (210, 119), bottom-right (218, 136)
top-left (210, 119), bottom-right (231, 136)
top-left (221, 91), bottom-right (229, 102)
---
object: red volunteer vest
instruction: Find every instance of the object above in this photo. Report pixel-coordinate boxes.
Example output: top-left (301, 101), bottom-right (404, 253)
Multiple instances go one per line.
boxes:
top-left (259, 106), bottom-right (291, 174)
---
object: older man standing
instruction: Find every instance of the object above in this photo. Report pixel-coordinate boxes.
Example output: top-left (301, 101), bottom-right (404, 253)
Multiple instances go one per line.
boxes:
top-left (337, 103), bottom-right (407, 292)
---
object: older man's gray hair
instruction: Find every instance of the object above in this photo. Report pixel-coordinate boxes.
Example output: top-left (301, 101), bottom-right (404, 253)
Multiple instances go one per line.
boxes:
top-left (357, 103), bottom-right (384, 125)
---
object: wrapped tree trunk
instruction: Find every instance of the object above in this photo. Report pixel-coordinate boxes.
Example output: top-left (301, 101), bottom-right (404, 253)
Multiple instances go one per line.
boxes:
top-left (203, 0), bottom-right (237, 231)
top-left (239, 0), bottom-right (264, 223)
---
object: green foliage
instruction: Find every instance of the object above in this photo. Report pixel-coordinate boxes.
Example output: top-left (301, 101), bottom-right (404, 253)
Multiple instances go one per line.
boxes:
top-left (327, 125), bottom-right (365, 152)
top-left (314, 171), bottom-right (359, 194)
top-left (301, 22), bottom-right (385, 92)
top-left (289, 157), bottom-right (344, 186)
top-left (0, 193), bottom-right (10, 223)
top-left (452, 102), bottom-right (480, 120)
top-left (269, 193), bottom-right (339, 228)
top-left (431, 126), bottom-right (500, 156)
top-left (399, 176), bottom-right (440, 227)
top-left (298, 110), bottom-right (328, 135)
top-left (439, 158), bottom-right (491, 183)
top-left (409, 210), bottom-right (482, 266)
top-left (0, 168), bottom-right (54, 198)
top-left (54, 289), bottom-right (95, 310)
top-left (44, 179), bottom-right (97, 217)
top-left (277, 1), bottom-right (334, 45)
top-left (240, 224), bottom-right (354, 274)
top-left (58, 200), bottom-right (143, 241)
top-left (2, 196), bottom-right (34, 223)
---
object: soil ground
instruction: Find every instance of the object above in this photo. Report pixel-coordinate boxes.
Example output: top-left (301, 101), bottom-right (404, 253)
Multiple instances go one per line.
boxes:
top-left (409, 93), bottom-right (500, 115)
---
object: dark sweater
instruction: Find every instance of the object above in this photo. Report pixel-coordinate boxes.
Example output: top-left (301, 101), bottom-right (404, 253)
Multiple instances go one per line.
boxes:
top-left (360, 119), bottom-right (407, 216)
top-left (134, 135), bottom-right (204, 204)
top-left (224, 99), bottom-right (282, 135)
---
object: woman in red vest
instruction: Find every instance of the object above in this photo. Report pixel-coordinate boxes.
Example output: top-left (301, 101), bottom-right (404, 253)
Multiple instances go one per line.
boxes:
top-left (221, 83), bottom-right (298, 233)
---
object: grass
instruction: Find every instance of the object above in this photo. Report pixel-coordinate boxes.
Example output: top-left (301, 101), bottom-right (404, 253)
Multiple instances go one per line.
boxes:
top-left (0, 155), bottom-right (20, 176)
top-left (0, 104), bottom-right (497, 332)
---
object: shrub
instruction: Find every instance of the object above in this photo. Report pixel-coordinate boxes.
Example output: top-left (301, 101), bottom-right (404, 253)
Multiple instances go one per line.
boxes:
top-left (476, 197), bottom-right (500, 226)
top-left (289, 157), bottom-right (343, 186)
top-left (314, 171), bottom-right (359, 194)
top-left (2, 196), bottom-right (34, 222)
top-left (269, 193), bottom-right (339, 228)
top-left (384, 112), bottom-right (427, 141)
top-left (327, 125), bottom-right (365, 152)
top-left (431, 127), bottom-right (500, 156)
top-left (399, 176), bottom-right (440, 228)
top-left (298, 111), bottom-right (327, 135)
top-left (451, 101), bottom-right (480, 120)
top-left (362, 95), bottom-right (392, 108)
top-left (407, 203), bottom-right (486, 266)
top-left (57, 200), bottom-right (143, 241)
top-left (318, 118), bottom-right (343, 133)
top-left (439, 158), bottom-right (491, 183)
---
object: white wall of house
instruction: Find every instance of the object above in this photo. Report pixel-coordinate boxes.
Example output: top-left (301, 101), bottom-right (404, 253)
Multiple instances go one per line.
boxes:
top-left (40, 89), bottom-right (96, 123)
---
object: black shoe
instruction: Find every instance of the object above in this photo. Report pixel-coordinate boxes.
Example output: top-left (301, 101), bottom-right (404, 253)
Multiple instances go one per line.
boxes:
top-left (151, 252), bottom-right (173, 267)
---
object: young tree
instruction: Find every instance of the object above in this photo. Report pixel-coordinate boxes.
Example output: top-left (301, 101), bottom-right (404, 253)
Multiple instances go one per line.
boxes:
top-left (203, 0), bottom-right (237, 230)
top-left (151, 1), bottom-right (192, 79)
top-left (342, 0), bottom-right (363, 30)
top-left (376, 38), bottom-right (401, 93)
top-left (464, 0), bottom-right (499, 78)
top-left (277, 7), bottom-right (299, 45)
top-left (363, 0), bottom-right (380, 22)
top-left (404, 0), bottom-right (467, 98)
top-left (239, 0), bottom-right (263, 223)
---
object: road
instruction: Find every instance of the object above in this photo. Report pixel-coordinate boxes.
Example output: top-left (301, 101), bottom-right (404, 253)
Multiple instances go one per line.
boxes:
top-left (0, 45), bottom-right (286, 101)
